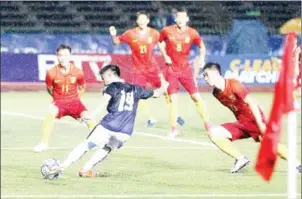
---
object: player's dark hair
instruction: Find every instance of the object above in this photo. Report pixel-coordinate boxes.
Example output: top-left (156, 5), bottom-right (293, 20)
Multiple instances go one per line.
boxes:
top-left (56, 44), bottom-right (71, 53)
top-left (136, 11), bottom-right (150, 19)
top-left (203, 62), bottom-right (222, 75)
top-left (99, 64), bottom-right (121, 77)
top-left (176, 7), bottom-right (187, 14)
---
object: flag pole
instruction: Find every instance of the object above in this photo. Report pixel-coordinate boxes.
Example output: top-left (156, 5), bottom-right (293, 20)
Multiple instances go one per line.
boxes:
top-left (287, 110), bottom-right (297, 199)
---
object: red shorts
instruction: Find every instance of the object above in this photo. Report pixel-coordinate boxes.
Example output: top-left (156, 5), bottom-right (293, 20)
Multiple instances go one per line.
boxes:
top-left (164, 67), bottom-right (198, 95)
top-left (54, 99), bottom-right (87, 119)
top-left (222, 120), bottom-right (262, 142)
top-left (131, 72), bottom-right (161, 89)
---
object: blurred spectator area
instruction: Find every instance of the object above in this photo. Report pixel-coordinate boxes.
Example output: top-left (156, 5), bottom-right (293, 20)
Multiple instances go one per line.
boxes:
top-left (1, 1), bottom-right (300, 34)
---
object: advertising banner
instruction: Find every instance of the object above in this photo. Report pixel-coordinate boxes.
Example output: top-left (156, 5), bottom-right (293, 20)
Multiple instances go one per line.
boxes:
top-left (1, 54), bottom-right (40, 82)
top-left (205, 55), bottom-right (280, 85)
top-left (1, 53), bottom-right (281, 87)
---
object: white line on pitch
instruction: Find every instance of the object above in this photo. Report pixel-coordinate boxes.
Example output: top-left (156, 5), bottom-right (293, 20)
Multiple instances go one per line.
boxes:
top-left (1, 146), bottom-right (212, 150)
top-left (1, 111), bottom-right (215, 148)
top-left (1, 193), bottom-right (301, 198)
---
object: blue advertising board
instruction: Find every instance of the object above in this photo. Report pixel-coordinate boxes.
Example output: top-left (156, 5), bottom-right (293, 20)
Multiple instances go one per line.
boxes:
top-left (1, 53), bottom-right (281, 87)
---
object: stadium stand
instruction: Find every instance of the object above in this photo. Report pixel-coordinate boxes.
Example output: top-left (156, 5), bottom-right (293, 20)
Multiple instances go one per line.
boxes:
top-left (1, 1), bottom-right (300, 34)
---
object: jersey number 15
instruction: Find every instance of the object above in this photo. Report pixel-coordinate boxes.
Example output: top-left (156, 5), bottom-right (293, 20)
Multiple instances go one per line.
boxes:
top-left (118, 90), bottom-right (134, 111)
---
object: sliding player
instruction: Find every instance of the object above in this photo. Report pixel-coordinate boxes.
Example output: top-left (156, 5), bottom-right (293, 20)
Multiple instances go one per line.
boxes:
top-left (158, 8), bottom-right (209, 137)
top-left (202, 62), bottom-right (301, 173)
top-left (33, 45), bottom-right (96, 152)
top-left (44, 64), bottom-right (169, 178)
top-left (109, 11), bottom-right (185, 127)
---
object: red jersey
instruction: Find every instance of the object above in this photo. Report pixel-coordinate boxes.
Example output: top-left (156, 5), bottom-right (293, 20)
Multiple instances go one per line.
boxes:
top-left (159, 25), bottom-right (202, 72)
top-left (46, 64), bottom-right (85, 101)
top-left (213, 79), bottom-right (255, 122)
top-left (118, 27), bottom-right (160, 74)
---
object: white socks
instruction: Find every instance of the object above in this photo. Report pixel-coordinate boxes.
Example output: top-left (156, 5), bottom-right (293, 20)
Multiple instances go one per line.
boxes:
top-left (61, 142), bottom-right (89, 169)
top-left (82, 147), bottom-right (110, 172)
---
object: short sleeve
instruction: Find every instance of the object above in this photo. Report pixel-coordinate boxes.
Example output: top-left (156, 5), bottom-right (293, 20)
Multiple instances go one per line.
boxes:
top-left (45, 71), bottom-right (53, 87)
top-left (103, 84), bottom-right (116, 97)
top-left (77, 70), bottom-right (85, 85)
top-left (232, 80), bottom-right (249, 100)
top-left (159, 28), bottom-right (167, 42)
top-left (192, 29), bottom-right (202, 47)
top-left (118, 30), bottom-right (130, 43)
top-left (135, 85), bottom-right (154, 99)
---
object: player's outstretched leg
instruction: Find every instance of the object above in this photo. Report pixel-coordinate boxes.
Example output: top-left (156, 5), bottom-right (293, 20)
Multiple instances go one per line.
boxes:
top-left (190, 93), bottom-right (210, 125)
top-left (44, 141), bottom-right (93, 179)
top-left (34, 104), bottom-right (59, 152)
top-left (207, 126), bottom-right (250, 173)
top-left (79, 129), bottom-right (129, 178)
top-left (61, 141), bottom-right (91, 169)
top-left (79, 145), bottom-right (111, 177)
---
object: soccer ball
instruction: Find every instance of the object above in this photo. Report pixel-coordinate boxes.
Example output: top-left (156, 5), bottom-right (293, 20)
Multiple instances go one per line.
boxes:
top-left (40, 158), bottom-right (60, 179)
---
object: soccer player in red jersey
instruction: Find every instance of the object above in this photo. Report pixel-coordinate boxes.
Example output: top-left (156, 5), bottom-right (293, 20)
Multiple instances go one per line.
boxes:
top-left (158, 8), bottom-right (209, 137)
top-left (202, 62), bottom-right (301, 173)
top-left (109, 11), bottom-right (184, 127)
top-left (33, 45), bottom-right (96, 152)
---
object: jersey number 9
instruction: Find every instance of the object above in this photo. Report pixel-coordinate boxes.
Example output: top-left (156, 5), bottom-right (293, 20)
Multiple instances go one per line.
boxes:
top-left (118, 90), bottom-right (134, 111)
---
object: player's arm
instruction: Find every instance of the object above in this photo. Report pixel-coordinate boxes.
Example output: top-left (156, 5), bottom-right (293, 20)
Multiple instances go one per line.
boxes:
top-left (295, 87), bottom-right (301, 98)
top-left (45, 72), bottom-right (53, 97)
top-left (151, 79), bottom-right (169, 98)
top-left (233, 81), bottom-right (266, 133)
top-left (193, 30), bottom-right (206, 77)
top-left (158, 42), bottom-right (172, 64)
top-left (46, 86), bottom-right (53, 96)
top-left (109, 26), bottom-right (120, 45)
top-left (158, 29), bottom-right (172, 64)
top-left (194, 41), bottom-right (206, 77)
top-left (154, 31), bottom-right (166, 79)
top-left (109, 26), bottom-right (130, 45)
top-left (137, 79), bottom-right (169, 99)
top-left (244, 95), bottom-right (266, 133)
top-left (77, 70), bottom-right (86, 97)
top-left (153, 85), bottom-right (168, 98)
top-left (78, 84), bottom-right (86, 97)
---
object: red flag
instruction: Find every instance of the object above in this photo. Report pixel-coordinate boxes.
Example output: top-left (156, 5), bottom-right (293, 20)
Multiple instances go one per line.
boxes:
top-left (255, 33), bottom-right (296, 181)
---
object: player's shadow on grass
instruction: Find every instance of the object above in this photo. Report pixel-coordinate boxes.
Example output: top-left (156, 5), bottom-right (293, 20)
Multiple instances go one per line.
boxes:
top-left (95, 171), bottom-right (111, 178)
top-left (44, 180), bottom-right (67, 186)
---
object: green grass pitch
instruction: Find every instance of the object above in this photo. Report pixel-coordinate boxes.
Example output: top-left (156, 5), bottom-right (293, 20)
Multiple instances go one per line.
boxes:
top-left (1, 92), bottom-right (301, 199)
